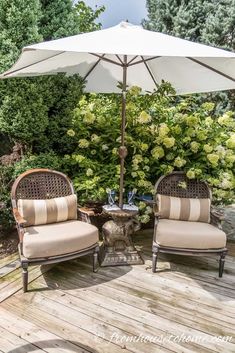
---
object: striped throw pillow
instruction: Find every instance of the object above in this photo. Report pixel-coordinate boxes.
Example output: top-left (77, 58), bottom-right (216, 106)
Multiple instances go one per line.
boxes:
top-left (157, 194), bottom-right (210, 223)
top-left (18, 194), bottom-right (77, 227)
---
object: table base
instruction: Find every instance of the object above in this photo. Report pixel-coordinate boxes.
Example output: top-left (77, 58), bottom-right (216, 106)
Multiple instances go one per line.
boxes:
top-left (100, 247), bottom-right (144, 267)
top-left (100, 209), bottom-right (144, 267)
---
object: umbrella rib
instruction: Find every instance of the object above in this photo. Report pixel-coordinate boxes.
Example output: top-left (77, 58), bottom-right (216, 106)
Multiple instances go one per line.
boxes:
top-left (2, 51), bottom-right (66, 77)
top-left (116, 55), bottom-right (124, 65)
top-left (128, 56), bottom-right (161, 66)
top-left (187, 57), bottom-right (235, 83)
top-left (140, 56), bottom-right (159, 88)
top-left (83, 54), bottom-right (105, 80)
top-left (89, 53), bottom-right (122, 66)
top-left (127, 56), bottom-right (139, 65)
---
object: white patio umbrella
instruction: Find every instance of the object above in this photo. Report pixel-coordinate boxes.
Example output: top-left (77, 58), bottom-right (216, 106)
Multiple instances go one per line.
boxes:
top-left (2, 21), bottom-right (235, 208)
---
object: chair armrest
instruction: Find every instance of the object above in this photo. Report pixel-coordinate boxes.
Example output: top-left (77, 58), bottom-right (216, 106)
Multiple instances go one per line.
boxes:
top-left (12, 208), bottom-right (27, 226)
top-left (78, 207), bottom-right (95, 217)
top-left (153, 203), bottom-right (161, 218)
top-left (77, 206), bottom-right (96, 224)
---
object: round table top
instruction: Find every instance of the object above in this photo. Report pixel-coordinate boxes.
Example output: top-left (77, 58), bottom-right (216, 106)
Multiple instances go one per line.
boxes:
top-left (103, 208), bottom-right (138, 218)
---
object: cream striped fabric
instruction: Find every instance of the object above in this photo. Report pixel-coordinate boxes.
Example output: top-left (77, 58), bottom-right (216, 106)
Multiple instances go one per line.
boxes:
top-left (18, 194), bottom-right (77, 226)
top-left (157, 194), bottom-right (210, 223)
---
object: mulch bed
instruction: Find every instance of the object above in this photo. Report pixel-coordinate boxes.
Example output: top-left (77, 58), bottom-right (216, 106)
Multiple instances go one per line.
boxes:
top-left (0, 229), bottom-right (18, 259)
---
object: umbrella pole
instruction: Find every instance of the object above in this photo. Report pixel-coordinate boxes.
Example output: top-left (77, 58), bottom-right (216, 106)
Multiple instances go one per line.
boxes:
top-left (119, 55), bottom-right (128, 209)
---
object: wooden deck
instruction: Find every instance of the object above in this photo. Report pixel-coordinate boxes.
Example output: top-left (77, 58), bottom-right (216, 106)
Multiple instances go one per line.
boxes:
top-left (0, 230), bottom-right (234, 353)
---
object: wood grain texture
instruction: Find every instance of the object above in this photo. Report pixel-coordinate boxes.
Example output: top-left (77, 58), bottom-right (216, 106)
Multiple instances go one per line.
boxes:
top-left (0, 231), bottom-right (234, 353)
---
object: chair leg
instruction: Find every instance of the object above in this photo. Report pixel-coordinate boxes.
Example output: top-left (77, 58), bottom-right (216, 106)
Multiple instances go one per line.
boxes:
top-left (93, 246), bottom-right (99, 273)
top-left (22, 262), bottom-right (29, 293)
top-left (152, 246), bottom-right (159, 273)
top-left (219, 252), bottom-right (226, 278)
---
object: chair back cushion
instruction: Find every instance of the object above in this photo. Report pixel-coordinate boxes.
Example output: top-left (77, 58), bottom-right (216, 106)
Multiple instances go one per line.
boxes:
top-left (157, 194), bottom-right (210, 223)
top-left (18, 194), bottom-right (77, 227)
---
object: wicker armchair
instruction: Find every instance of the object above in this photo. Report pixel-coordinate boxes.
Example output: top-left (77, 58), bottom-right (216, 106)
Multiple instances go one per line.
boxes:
top-left (11, 169), bottom-right (99, 292)
top-left (153, 172), bottom-right (227, 277)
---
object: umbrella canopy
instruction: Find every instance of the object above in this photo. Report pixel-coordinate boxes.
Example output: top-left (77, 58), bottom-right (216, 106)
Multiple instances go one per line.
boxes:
top-left (2, 21), bottom-right (235, 93)
top-left (2, 21), bottom-right (235, 207)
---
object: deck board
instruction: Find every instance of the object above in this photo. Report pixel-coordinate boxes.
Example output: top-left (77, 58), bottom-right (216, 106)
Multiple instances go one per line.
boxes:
top-left (0, 230), bottom-right (234, 353)
top-left (0, 253), bottom-right (19, 269)
top-left (0, 264), bottom-right (53, 302)
top-left (0, 258), bottom-right (20, 279)
top-left (0, 308), bottom-right (91, 353)
top-left (50, 262), bottom-right (235, 326)
top-left (0, 325), bottom-right (44, 353)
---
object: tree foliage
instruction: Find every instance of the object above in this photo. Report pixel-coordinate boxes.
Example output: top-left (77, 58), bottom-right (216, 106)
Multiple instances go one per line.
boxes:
top-left (0, 0), bottom-right (104, 232)
top-left (201, 0), bottom-right (235, 50)
top-left (144, 0), bottom-right (235, 51)
top-left (74, 1), bottom-right (105, 33)
top-left (39, 0), bottom-right (104, 41)
top-left (143, 0), bottom-right (235, 111)
top-left (40, 0), bottom-right (79, 40)
top-left (0, 0), bottom-right (42, 72)
top-left (0, 0), bottom-right (103, 150)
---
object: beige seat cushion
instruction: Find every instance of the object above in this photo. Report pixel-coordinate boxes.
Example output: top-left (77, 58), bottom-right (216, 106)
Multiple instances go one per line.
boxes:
top-left (155, 219), bottom-right (226, 249)
top-left (23, 220), bottom-right (99, 259)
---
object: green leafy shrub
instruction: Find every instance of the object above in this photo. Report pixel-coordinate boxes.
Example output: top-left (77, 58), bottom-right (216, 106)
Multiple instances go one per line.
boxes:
top-left (64, 84), bottom-right (235, 220)
top-left (12, 152), bottom-right (62, 178)
top-left (0, 0), bottom-right (103, 154)
top-left (0, 164), bottom-right (15, 232)
top-left (0, 152), bottom-right (62, 233)
top-left (0, 0), bottom-right (105, 234)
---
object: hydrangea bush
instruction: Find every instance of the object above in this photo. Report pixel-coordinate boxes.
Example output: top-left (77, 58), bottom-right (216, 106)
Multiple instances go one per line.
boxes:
top-left (64, 83), bottom-right (235, 222)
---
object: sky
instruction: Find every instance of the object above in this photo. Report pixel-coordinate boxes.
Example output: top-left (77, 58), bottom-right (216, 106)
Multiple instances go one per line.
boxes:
top-left (84, 0), bottom-right (148, 28)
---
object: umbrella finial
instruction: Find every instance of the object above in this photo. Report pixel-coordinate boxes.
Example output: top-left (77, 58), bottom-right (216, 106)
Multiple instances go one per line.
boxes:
top-left (120, 20), bottom-right (132, 28)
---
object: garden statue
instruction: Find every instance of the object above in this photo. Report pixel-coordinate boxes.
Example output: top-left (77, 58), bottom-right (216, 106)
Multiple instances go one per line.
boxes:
top-left (101, 209), bottom-right (143, 266)
top-left (0, 143), bottom-right (23, 166)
